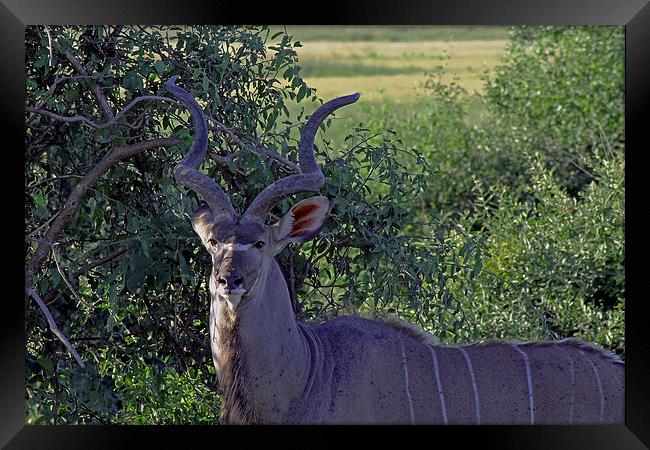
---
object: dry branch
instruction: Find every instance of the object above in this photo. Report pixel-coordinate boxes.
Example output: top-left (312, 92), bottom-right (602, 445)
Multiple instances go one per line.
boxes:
top-left (25, 136), bottom-right (181, 370)
top-left (52, 246), bottom-right (84, 304)
top-left (26, 96), bottom-right (176, 130)
top-left (55, 39), bottom-right (115, 122)
top-left (26, 287), bottom-right (85, 368)
top-left (27, 137), bottom-right (181, 285)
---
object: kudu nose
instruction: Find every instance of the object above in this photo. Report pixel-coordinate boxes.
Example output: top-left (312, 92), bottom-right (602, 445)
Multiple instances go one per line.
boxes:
top-left (217, 275), bottom-right (243, 289)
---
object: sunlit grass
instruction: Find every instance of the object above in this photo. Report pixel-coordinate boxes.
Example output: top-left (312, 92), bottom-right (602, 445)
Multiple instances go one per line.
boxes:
top-left (293, 40), bottom-right (506, 101)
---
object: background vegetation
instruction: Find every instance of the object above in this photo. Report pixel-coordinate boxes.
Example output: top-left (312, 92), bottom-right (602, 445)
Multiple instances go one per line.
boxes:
top-left (24, 25), bottom-right (624, 424)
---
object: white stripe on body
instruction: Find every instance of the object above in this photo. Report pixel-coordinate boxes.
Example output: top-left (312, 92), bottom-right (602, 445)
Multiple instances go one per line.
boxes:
top-left (458, 346), bottom-right (481, 424)
top-left (512, 344), bottom-right (535, 425)
top-left (430, 347), bottom-right (448, 424)
top-left (397, 334), bottom-right (415, 424)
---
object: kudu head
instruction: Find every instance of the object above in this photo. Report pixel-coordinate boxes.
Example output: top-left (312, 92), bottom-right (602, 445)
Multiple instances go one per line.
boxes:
top-left (166, 76), bottom-right (359, 312)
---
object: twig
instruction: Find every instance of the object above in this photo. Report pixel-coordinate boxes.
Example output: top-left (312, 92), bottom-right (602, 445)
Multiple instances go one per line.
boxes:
top-left (348, 154), bottom-right (382, 205)
top-left (26, 96), bottom-right (176, 130)
top-left (74, 243), bottom-right (136, 277)
top-left (27, 174), bottom-right (83, 190)
top-left (26, 76), bottom-right (111, 130)
top-left (51, 246), bottom-right (84, 304)
top-left (26, 211), bottom-right (60, 242)
top-left (26, 287), bottom-right (85, 368)
top-left (45, 27), bottom-right (53, 67)
top-left (569, 158), bottom-right (598, 181)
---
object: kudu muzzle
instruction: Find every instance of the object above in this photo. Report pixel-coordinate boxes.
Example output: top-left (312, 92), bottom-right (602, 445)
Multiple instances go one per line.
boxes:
top-left (216, 254), bottom-right (246, 293)
top-left (217, 274), bottom-right (244, 291)
top-left (214, 253), bottom-right (248, 310)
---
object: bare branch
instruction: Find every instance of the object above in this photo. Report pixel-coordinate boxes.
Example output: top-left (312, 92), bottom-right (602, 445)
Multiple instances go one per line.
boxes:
top-left (52, 246), bottom-right (84, 304)
top-left (26, 287), bottom-right (85, 368)
top-left (53, 38), bottom-right (115, 122)
top-left (45, 27), bottom-right (53, 67)
top-left (26, 96), bottom-right (176, 130)
top-left (27, 137), bottom-right (181, 286)
top-left (25, 108), bottom-right (100, 128)
top-left (26, 75), bottom-right (111, 132)
top-left (74, 243), bottom-right (136, 277)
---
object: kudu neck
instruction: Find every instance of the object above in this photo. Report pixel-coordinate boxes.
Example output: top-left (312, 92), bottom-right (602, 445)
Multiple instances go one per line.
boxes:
top-left (210, 258), bottom-right (311, 423)
top-left (237, 258), bottom-right (300, 332)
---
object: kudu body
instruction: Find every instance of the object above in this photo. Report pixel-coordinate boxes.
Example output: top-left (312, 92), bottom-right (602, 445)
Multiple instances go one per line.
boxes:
top-left (166, 77), bottom-right (624, 424)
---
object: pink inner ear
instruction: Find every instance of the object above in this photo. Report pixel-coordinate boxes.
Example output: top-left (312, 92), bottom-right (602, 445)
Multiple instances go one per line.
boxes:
top-left (287, 202), bottom-right (324, 237)
top-left (289, 218), bottom-right (315, 237)
top-left (292, 203), bottom-right (319, 217)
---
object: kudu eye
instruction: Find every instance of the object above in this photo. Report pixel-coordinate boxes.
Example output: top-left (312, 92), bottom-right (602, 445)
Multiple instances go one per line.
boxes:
top-left (208, 239), bottom-right (219, 247)
top-left (254, 241), bottom-right (265, 249)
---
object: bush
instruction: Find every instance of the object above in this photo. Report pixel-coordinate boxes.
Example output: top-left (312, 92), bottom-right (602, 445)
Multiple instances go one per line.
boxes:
top-left (359, 73), bottom-right (477, 216)
top-left (456, 149), bottom-right (624, 354)
top-left (483, 26), bottom-right (624, 197)
top-left (26, 24), bottom-right (316, 425)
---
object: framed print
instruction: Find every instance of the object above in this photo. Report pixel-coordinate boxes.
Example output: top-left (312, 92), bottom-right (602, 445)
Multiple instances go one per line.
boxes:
top-left (7, 0), bottom-right (650, 448)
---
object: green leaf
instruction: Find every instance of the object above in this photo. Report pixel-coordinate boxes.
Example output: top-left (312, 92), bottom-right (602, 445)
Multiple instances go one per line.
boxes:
top-left (141, 238), bottom-right (151, 258)
top-left (106, 315), bottom-right (116, 333)
top-left (126, 270), bottom-right (145, 293)
top-left (472, 258), bottom-right (482, 279)
top-left (38, 357), bottom-right (54, 375)
top-left (296, 84), bottom-right (307, 103)
top-left (123, 70), bottom-right (143, 91)
top-left (155, 60), bottom-right (165, 75)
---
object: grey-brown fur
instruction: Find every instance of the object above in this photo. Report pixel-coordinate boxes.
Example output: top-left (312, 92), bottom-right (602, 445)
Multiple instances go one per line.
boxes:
top-left (211, 306), bottom-right (262, 424)
top-left (211, 287), bottom-right (623, 424)
top-left (166, 77), bottom-right (624, 425)
top-left (369, 311), bottom-right (440, 346)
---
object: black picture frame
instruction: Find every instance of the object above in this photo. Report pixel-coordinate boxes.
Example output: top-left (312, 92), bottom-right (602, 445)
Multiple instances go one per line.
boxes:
top-left (7, 1), bottom-right (649, 448)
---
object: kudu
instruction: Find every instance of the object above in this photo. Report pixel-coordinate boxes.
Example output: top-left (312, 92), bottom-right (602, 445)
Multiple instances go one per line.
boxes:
top-left (166, 76), bottom-right (624, 424)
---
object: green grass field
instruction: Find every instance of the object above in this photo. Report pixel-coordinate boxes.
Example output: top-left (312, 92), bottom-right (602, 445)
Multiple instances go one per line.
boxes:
top-left (294, 40), bottom-right (507, 101)
top-left (273, 26), bottom-right (509, 147)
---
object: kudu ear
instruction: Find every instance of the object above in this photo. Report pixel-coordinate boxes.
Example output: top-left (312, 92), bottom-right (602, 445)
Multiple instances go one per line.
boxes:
top-left (271, 196), bottom-right (329, 253)
top-left (190, 203), bottom-right (214, 246)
